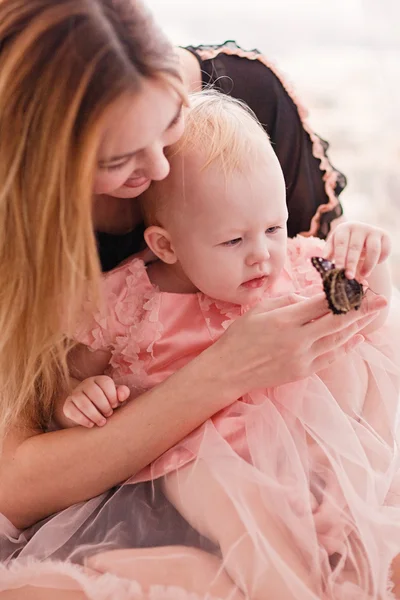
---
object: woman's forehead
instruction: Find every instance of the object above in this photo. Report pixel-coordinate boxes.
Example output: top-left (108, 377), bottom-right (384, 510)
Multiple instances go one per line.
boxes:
top-left (97, 81), bottom-right (181, 161)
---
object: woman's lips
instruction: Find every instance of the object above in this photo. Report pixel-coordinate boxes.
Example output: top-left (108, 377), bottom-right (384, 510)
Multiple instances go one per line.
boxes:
top-left (124, 176), bottom-right (150, 189)
top-left (241, 276), bottom-right (267, 289)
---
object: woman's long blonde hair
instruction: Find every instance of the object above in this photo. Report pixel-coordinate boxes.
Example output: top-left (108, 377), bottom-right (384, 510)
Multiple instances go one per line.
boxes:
top-left (0, 0), bottom-right (184, 439)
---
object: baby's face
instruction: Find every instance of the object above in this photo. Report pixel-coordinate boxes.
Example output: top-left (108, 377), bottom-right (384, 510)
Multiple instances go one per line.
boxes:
top-left (165, 142), bottom-right (288, 305)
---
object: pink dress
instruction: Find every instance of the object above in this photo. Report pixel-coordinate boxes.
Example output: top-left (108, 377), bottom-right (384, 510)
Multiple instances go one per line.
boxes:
top-left (1, 236), bottom-right (400, 599)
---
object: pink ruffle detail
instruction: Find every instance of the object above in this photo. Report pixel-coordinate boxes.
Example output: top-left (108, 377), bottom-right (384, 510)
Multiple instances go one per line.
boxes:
top-left (74, 258), bottom-right (164, 393)
top-left (286, 235), bottom-right (326, 296)
top-left (108, 261), bottom-right (163, 391)
top-left (0, 559), bottom-right (215, 600)
top-left (198, 294), bottom-right (244, 331)
top-left (195, 45), bottom-right (341, 237)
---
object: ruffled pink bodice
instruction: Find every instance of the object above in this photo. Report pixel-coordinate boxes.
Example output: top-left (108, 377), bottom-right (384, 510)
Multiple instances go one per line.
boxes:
top-left (75, 236), bottom-right (325, 398)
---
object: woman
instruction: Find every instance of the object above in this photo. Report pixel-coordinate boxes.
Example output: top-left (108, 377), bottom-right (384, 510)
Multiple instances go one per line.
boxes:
top-left (0, 0), bottom-right (386, 597)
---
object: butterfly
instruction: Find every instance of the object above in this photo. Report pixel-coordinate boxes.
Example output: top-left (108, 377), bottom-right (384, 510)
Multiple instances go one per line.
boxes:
top-left (311, 257), bottom-right (364, 315)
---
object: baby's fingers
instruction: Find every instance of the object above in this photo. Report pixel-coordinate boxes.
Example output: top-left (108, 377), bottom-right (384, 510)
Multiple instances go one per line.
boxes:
top-left (69, 394), bottom-right (107, 427)
top-left (322, 235), bottom-right (334, 260)
top-left (324, 228), bottom-right (351, 270)
top-left (92, 376), bottom-right (119, 410)
top-left (360, 232), bottom-right (390, 278)
top-left (117, 385), bottom-right (130, 403)
top-left (63, 398), bottom-right (96, 428)
top-left (342, 229), bottom-right (365, 279)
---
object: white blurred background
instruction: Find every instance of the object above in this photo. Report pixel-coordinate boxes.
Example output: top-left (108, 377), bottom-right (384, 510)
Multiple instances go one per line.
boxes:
top-left (146, 0), bottom-right (400, 285)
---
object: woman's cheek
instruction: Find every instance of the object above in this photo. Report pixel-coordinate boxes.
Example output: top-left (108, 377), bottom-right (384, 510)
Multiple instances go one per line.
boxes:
top-left (169, 117), bottom-right (185, 145)
top-left (93, 169), bottom-right (128, 195)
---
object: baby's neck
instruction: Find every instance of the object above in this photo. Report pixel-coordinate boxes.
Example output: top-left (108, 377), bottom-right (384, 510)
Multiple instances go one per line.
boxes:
top-left (146, 260), bottom-right (198, 294)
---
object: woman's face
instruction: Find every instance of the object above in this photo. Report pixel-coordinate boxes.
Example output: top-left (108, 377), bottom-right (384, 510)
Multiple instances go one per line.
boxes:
top-left (94, 79), bottom-right (184, 199)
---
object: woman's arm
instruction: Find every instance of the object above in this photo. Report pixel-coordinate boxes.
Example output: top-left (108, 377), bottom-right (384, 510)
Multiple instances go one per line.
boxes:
top-left (0, 293), bottom-right (385, 529)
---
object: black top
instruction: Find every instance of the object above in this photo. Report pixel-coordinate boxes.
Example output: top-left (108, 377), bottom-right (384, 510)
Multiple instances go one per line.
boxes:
top-left (96, 41), bottom-right (345, 273)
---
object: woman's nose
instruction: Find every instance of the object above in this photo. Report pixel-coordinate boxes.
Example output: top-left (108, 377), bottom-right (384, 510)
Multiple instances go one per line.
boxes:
top-left (143, 145), bottom-right (170, 181)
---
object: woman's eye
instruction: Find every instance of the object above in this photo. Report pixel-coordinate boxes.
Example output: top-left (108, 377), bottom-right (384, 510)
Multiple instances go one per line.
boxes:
top-left (168, 109), bottom-right (183, 129)
top-left (222, 238), bottom-right (242, 247)
top-left (100, 162), bottom-right (127, 172)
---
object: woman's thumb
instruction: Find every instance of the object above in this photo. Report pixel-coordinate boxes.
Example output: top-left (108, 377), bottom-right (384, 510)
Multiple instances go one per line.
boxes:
top-left (253, 293), bottom-right (308, 314)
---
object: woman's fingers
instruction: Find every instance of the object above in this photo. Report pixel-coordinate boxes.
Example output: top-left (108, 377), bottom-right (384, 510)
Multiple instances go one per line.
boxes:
top-left (279, 293), bottom-right (330, 326)
top-left (307, 293), bottom-right (386, 340)
top-left (312, 334), bottom-right (365, 373)
top-left (254, 293), bottom-right (308, 314)
top-left (312, 311), bottom-right (377, 357)
top-left (222, 288), bottom-right (386, 391)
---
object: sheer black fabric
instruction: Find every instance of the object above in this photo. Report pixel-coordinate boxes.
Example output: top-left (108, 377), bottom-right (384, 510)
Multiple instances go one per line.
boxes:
top-left (186, 41), bottom-right (346, 240)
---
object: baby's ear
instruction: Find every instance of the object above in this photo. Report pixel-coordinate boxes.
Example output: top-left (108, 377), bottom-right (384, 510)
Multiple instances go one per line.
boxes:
top-left (144, 226), bottom-right (177, 265)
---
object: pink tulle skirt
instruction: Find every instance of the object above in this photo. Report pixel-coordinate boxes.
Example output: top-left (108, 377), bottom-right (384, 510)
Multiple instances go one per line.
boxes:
top-left (1, 303), bottom-right (400, 599)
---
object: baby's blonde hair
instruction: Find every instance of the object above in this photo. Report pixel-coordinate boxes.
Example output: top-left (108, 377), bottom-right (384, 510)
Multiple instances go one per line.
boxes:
top-left (142, 90), bottom-right (270, 225)
top-left (174, 90), bottom-right (268, 172)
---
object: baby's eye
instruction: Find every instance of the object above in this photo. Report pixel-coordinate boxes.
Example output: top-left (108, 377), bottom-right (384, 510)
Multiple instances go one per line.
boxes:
top-left (222, 237), bottom-right (242, 247)
top-left (265, 226), bottom-right (281, 235)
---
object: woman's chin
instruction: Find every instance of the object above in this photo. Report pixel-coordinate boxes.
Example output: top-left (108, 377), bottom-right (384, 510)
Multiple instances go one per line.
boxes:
top-left (110, 180), bottom-right (151, 199)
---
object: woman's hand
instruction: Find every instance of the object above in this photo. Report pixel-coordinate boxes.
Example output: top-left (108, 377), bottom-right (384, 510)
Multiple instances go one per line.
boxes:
top-left (213, 292), bottom-right (386, 397)
top-left (0, 293), bottom-right (385, 529)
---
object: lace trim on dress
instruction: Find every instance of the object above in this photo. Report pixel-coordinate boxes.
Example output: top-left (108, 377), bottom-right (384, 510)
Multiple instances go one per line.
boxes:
top-left (0, 558), bottom-right (216, 600)
top-left (108, 260), bottom-right (164, 391)
top-left (193, 41), bottom-right (343, 238)
top-left (197, 294), bottom-right (244, 332)
top-left (74, 258), bottom-right (164, 393)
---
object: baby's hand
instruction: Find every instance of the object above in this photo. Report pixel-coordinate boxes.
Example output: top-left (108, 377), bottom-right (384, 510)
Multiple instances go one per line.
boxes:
top-left (323, 222), bottom-right (391, 280)
top-left (63, 376), bottom-right (130, 428)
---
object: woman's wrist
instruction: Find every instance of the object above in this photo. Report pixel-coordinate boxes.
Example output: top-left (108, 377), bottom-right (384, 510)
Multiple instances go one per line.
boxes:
top-left (186, 337), bottom-right (242, 409)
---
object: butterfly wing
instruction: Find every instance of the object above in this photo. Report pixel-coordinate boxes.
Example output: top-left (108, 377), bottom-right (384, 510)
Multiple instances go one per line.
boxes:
top-left (311, 257), bottom-right (364, 314)
top-left (344, 278), bottom-right (364, 311)
top-left (311, 256), bottom-right (336, 277)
